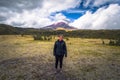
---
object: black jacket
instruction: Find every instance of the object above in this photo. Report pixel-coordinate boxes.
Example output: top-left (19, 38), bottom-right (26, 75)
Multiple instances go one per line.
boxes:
top-left (53, 40), bottom-right (67, 57)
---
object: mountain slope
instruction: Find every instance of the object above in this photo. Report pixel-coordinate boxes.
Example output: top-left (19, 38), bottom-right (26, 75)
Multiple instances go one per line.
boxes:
top-left (43, 22), bottom-right (77, 30)
top-left (0, 24), bottom-right (51, 35)
top-left (0, 24), bottom-right (20, 34)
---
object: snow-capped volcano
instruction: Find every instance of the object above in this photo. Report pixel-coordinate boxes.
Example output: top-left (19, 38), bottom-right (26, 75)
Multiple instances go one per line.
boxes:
top-left (43, 22), bottom-right (77, 30)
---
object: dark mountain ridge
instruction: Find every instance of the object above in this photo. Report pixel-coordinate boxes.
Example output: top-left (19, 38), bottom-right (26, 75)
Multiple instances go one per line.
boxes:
top-left (0, 23), bottom-right (120, 40)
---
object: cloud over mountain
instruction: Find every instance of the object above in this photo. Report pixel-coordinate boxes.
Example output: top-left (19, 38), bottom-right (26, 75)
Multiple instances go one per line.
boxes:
top-left (0, 0), bottom-right (79, 28)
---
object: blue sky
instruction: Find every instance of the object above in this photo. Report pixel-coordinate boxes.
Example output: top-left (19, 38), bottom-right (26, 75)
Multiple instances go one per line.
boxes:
top-left (50, 1), bottom-right (99, 21)
top-left (0, 0), bottom-right (120, 29)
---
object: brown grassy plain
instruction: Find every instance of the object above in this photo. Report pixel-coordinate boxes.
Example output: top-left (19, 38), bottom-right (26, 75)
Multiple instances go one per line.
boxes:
top-left (0, 35), bottom-right (120, 80)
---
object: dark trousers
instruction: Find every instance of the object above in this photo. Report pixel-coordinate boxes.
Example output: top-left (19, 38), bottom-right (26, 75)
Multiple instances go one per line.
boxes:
top-left (55, 55), bottom-right (64, 69)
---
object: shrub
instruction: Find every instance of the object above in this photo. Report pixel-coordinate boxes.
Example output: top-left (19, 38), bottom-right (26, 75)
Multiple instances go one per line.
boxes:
top-left (33, 35), bottom-right (43, 40)
top-left (101, 39), bottom-right (105, 44)
top-left (43, 36), bottom-right (47, 40)
top-left (108, 39), bottom-right (120, 46)
top-left (21, 34), bottom-right (24, 37)
top-left (109, 40), bottom-right (115, 46)
top-left (65, 37), bottom-right (69, 41)
top-left (47, 36), bottom-right (52, 41)
top-left (116, 38), bottom-right (120, 46)
top-left (33, 35), bottom-right (52, 41)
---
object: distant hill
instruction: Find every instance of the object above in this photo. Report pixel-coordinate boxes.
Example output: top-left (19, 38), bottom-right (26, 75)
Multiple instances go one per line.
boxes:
top-left (42, 22), bottom-right (77, 30)
top-left (0, 23), bottom-right (120, 39)
top-left (0, 24), bottom-right (52, 35)
top-left (0, 24), bottom-right (38, 35)
top-left (0, 24), bottom-right (20, 34)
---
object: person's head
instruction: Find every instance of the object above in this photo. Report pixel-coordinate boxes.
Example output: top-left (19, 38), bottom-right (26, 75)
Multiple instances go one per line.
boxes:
top-left (58, 34), bottom-right (63, 41)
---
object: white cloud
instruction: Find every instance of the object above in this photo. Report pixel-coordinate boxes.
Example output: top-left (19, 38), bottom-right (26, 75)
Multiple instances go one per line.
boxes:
top-left (0, 0), bottom-right (80, 28)
top-left (83, 0), bottom-right (92, 7)
top-left (80, 0), bottom-right (120, 7)
top-left (42, 0), bottom-right (80, 13)
top-left (93, 0), bottom-right (120, 7)
top-left (70, 4), bottom-right (120, 29)
top-left (5, 9), bottom-right (53, 28)
top-left (52, 13), bottom-right (70, 23)
top-left (93, 0), bottom-right (110, 7)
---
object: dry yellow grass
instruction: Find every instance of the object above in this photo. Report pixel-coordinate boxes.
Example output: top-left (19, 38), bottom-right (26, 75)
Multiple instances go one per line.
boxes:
top-left (0, 35), bottom-right (120, 80)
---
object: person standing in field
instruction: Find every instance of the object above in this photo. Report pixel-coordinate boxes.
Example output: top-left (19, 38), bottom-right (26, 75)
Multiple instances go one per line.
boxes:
top-left (53, 34), bottom-right (67, 72)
